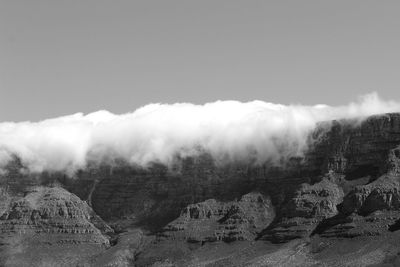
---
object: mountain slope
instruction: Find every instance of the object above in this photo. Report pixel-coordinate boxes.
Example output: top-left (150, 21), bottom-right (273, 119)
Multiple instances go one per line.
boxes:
top-left (1, 113), bottom-right (400, 266)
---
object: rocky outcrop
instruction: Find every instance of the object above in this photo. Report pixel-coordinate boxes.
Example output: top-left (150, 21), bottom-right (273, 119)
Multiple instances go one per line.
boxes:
top-left (159, 192), bottom-right (275, 243)
top-left (0, 186), bottom-right (113, 266)
top-left (0, 186), bottom-right (112, 242)
top-left (315, 211), bottom-right (400, 238)
top-left (340, 174), bottom-right (400, 215)
top-left (260, 178), bottom-right (344, 242)
top-left (312, 173), bottom-right (400, 238)
top-left (385, 147), bottom-right (400, 175)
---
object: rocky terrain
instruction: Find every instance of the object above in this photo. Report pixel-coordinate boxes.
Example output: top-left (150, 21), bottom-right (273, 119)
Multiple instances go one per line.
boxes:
top-left (1, 113), bottom-right (400, 266)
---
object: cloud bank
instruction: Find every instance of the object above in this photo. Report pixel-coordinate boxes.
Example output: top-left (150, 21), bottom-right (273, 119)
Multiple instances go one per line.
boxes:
top-left (0, 92), bottom-right (399, 175)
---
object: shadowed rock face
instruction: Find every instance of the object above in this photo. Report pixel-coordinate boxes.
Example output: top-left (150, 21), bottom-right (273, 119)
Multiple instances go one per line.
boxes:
top-left (89, 161), bottom-right (265, 231)
top-left (1, 113), bottom-right (400, 266)
top-left (311, 173), bottom-right (400, 239)
top-left (340, 174), bottom-right (400, 216)
top-left (260, 178), bottom-right (344, 243)
top-left (77, 113), bottom-right (400, 239)
top-left (159, 192), bottom-right (275, 243)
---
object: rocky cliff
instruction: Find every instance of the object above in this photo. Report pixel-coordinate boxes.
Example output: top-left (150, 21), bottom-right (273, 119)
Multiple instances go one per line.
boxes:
top-left (0, 186), bottom-right (112, 266)
top-left (1, 113), bottom-right (400, 266)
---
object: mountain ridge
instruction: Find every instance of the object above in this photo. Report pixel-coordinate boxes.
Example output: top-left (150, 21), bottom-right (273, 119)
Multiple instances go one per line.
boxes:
top-left (1, 112), bottom-right (400, 266)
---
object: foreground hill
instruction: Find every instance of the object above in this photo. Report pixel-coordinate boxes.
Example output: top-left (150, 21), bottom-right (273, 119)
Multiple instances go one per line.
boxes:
top-left (1, 113), bottom-right (400, 266)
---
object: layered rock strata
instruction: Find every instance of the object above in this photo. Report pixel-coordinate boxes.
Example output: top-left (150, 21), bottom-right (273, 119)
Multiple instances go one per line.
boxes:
top-left (0, 186), bottom-right (112, 266)
top-left (159, 192), bottom-right (275, 243)
top-left (1, 113), bottom-right (400, 266)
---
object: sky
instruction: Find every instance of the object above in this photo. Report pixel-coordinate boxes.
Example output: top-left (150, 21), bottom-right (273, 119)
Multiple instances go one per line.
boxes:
top-left (1, 0), bottom-right (400, 122)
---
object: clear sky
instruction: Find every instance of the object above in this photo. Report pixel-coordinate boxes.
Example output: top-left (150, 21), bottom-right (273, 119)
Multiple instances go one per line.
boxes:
top-left (1, 0), bottom-right (400, 122)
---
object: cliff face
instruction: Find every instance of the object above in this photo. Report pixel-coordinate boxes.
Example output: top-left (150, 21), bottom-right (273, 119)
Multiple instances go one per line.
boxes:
top-left (308, 113), bottom-right (400, 176)
top-left (258, 113), bottom-right (400, 242)
top-left (1, 113), bottom-right (400, 266)
top-left (81, 113), bottom-right (400, 233)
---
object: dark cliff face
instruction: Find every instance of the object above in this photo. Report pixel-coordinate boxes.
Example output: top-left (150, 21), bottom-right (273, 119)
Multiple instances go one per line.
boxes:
top-left (2, 113), bottom-right (400, 231)
top-left (1, 113), bottom-right (400, 266)
top-left (72, 113), bottom-right (400, 233)
top-left (308, 113), bottom-right (400, 176)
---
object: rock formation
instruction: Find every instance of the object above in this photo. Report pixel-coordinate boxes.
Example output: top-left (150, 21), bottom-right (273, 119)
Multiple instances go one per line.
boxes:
top-left (0, 186), bottom-right (112, 266)
top-left (1, 113), bottom-right (400, 266)
top-left (260, 178), bottom-right (344, 243)
top-left (159, 192), bottom-right (275, 243)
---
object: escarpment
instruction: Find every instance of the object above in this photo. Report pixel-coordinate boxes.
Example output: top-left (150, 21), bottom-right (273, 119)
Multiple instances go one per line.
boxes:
top-left (1, 113), bottom-right (400, 266)
top-left (82, 113), bottom-right (400, 237)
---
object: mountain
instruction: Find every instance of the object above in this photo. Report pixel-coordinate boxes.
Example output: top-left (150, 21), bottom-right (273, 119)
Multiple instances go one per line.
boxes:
top-left (1, 113), bottom-right (400, 266)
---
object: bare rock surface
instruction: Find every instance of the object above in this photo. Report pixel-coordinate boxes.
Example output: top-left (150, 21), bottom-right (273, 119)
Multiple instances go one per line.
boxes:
top-left (341, 174), bottom-right (400, 215)
top-left (260, 178), bottom-right (344, 243)
top-left (0, 186), bottom-right (112, 266)
top-left (159, 192), bottom-right (275, 243)
top-left (312, 174), bottom-right (400, 239)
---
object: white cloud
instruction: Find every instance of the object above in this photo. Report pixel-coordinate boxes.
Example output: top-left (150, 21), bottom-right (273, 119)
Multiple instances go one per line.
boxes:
top-left (0, 92), bottom-right (399, 174)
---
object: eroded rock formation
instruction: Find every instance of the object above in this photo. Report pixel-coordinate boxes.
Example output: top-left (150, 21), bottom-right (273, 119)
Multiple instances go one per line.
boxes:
top-left (1, 113), bottom-right (400, 266)
top-left (159, 192), bottom-right (275, 243)
top-left (0, 186), bottom-right (112, 266)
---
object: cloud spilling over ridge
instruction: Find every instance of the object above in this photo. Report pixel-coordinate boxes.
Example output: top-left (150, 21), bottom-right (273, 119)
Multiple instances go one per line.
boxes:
top-left (0, 92), bottom-right (399, 174)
